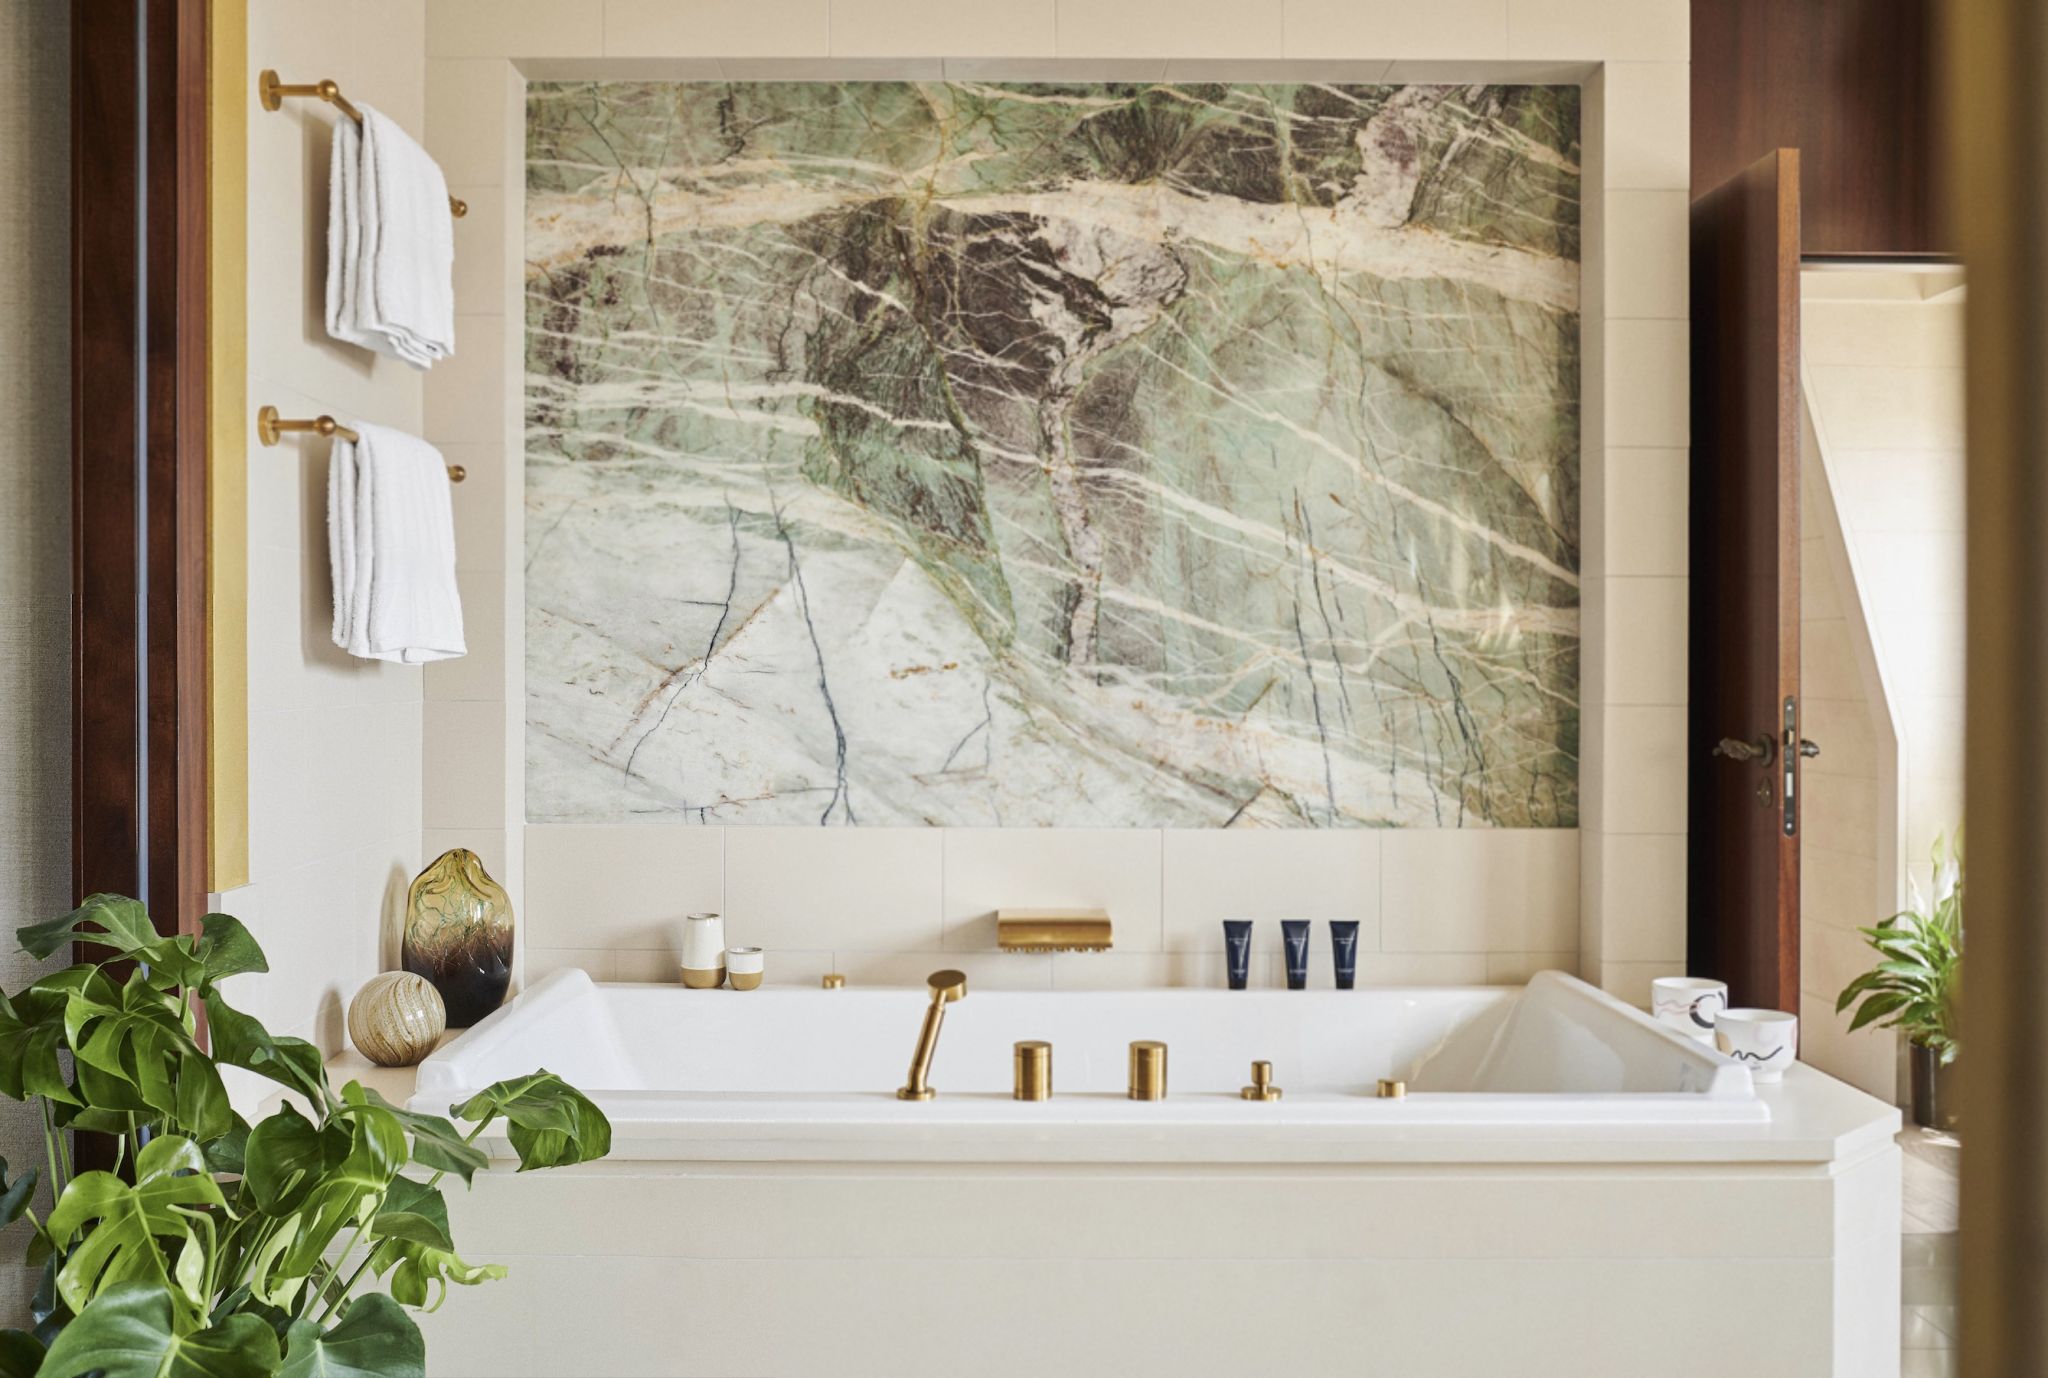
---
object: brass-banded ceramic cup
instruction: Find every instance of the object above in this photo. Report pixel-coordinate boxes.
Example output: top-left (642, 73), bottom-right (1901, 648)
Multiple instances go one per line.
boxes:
top-left (679, 912), bottom-right (726, 989)
top-left (726, 946), bottom-right (764, 991)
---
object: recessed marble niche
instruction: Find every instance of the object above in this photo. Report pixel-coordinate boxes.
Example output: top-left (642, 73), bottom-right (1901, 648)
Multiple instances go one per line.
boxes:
top-left (524, 81), bottom-right (1581, 829)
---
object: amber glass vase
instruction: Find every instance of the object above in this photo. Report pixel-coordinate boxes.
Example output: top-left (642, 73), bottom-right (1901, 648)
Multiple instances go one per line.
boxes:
top-left (403, 848), bottom-right (513, 1027)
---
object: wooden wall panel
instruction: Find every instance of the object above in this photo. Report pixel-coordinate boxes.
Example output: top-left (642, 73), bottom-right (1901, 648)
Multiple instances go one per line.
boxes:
top-left (1693, 0), bottom-right (1942, 256)
top-left (72, 0), bottom-right (210, 944)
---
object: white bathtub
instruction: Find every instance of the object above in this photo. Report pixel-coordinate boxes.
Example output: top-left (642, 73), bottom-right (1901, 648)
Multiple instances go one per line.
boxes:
top-left (410, 970), bottom-right (1901, 1378)
top-left (414, 970), bottom-right (1770, 1161)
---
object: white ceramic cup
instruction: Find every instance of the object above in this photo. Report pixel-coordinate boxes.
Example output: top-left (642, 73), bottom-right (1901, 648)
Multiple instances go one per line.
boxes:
top-left (1716, 1008), bottom-right (1799, 1082)
top-left (1651, 976), bottom-right (1729, 1045)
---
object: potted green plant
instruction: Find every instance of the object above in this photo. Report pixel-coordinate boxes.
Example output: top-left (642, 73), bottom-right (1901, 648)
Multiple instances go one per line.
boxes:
top-left (1836, 832), bottom-right (1963, 1130)
top-left (0, 894), bottom-right (612, 1377)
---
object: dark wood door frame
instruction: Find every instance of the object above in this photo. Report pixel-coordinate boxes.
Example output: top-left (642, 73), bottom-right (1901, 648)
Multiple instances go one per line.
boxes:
top-left (1687, 149), bottom-right (1804, 1012)
top-left (72, 0), bottom-right (210, 950)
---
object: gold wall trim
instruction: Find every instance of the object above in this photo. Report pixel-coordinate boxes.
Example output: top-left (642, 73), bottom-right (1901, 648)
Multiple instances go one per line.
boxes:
top-left (1950, 0), bottom-right (2048, 1371)
top-left (206, 0), bottom-right (249, 892)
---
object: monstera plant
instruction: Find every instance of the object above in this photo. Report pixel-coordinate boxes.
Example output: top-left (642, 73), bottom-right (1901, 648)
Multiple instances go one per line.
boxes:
top-left (0, 895), bottom-right (611, 1377)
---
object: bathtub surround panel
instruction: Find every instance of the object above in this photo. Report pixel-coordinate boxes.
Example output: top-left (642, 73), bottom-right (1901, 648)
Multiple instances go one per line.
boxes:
top-left (522, 80), bottom-right (1583, 829)
top-left (418, 1), bottom-right (1693, 995)
top-left (406, 972), bottom-right (1899, 1376)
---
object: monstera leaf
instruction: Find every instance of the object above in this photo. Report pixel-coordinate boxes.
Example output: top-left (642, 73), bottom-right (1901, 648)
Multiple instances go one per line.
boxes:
top-left (44, 1136), bottom-right (227, 1315)
top-left (65, 969), bottom-right (231, 1141)
top-left (0, 970), bottom-right (105, 1106)
top-left (244, 1105), bottom-right (350, 1216)
top-left (37, 1283), bottom-right (279, 1378)
top-left (203, 991), bottom-right (332, 1109)
top-left (453, 1071), bottom-right (612, 1171)
top-left (193, 913), bottom-right (268, 987)
top-left (0, 1158), bottom-right (36, 1229)
top-left (349, 1087), bottom-right (486, 1185)
top-left (366, 1233), bottom-right (505, 1313)
top-left (277, 1293), bottom-right (425, 1378)
top-left (370, 1177), bottom-right (453, 1252)
top-left (17, 895), bottom-right (159, 960)
top-left (0, 1328), bottom-right (40, 1378)
top-left (244, 1101), bottom-right (406, 1307)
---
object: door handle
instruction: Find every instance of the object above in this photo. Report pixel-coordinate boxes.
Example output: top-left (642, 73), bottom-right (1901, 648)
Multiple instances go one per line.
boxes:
top-left (1713, 734), bottom-right (1776, 766)
top-left (1799, 738), bottom-right (1820, 759)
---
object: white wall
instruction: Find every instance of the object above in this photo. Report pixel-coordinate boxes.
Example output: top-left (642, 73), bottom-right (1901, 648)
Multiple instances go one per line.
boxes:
top-left (1802, 274), bottom-right (1967, 902)
top-left (0, 0), bottom-right (70, 1323)
top-left (1797, 270), bottom-right (1968, 1100)
top-left (411, 0), bottom-right (1694, 1001)
top-left (1797, 427), bottom-right (1899, 1100)
top-left (225, 0), bottom-right (432, 1073)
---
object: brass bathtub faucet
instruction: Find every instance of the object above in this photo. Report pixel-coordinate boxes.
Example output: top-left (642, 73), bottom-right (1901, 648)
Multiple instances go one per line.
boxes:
top-left (897, 970), bottom-right (967, 1101)
top-left (995, 908), bottom-right (1113, 953)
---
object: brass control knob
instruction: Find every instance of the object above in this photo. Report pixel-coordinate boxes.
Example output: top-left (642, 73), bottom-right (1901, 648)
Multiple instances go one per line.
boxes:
top-left (1128, 1041), bottom-right (1167, 1100)
top-left (1014, 1041), bottom-right (1051, 1101)
top-left (821, 973), bottom-right (845, 989)
top-left (1376, 1078), bottom-right (1407, 1099)
top-left (1240, 1060), bottom-right (1282, 1101)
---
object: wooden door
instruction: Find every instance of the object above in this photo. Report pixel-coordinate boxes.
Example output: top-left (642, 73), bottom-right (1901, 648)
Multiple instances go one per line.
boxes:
top-left (1687, 150), bottom-right (1803, 1011)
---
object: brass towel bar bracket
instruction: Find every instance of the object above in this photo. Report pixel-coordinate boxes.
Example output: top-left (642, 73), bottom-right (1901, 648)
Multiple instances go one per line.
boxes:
top-left (258, 70), bottom-right (467, 218)
top-left (257, 406), bottom-right (466, 483)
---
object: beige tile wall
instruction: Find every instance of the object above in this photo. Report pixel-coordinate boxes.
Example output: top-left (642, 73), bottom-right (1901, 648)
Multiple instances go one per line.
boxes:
top-left (417, 0), bottom-right (1693, 997)
top-left (227, 0), bottom-right (431, 1078)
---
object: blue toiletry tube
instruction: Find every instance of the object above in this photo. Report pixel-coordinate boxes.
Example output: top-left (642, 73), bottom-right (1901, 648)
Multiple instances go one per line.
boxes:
top-left (1223, 920), bottom-right (1253, 990)
top-left (1329, 920), bottom-right (1360, 989)
top-left (1281, 920), bottom-right (1311, 990)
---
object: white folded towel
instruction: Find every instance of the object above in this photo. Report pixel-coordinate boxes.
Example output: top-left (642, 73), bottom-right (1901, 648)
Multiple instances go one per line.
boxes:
top-left (328, 422), bottom-right (466, 664)
top-left (326, 105), bottom-right (456, 368)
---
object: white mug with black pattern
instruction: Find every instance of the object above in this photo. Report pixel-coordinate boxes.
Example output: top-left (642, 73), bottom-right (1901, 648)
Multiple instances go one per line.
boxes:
top-left (1651, 976), bottom-right (1728, 1045)
top-left (1716, 1008), bottom-right (1798, 1083)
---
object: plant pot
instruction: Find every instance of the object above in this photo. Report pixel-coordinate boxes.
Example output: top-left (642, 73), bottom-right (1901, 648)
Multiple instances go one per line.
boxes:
top-left (1910, 1041), bottom-right (1960, 1131)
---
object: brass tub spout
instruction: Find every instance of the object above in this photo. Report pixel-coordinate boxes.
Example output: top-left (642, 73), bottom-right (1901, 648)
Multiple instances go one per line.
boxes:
top-left (897, 970), bottom-right (967, 1101)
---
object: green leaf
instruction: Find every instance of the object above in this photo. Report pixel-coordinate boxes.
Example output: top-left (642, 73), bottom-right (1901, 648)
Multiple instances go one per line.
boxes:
top-left (370, 1177), bottom-right (453, 1252)
top-left (0, 1328), bottom-right (41, 1378)
top-left (0, 1158), bottom-right (37, 1227)
top-left (36, 1283), bottom-right (280, 1378)
top-left (62, 971), bottom-right (223, 1134)
top-left (245, 1106), bottom-right (350, 1216)
top-left (202, 1117), bottom-right (251, 1177)
top-left (195, 913), bottom-right (268, 987)
top-left (203, 991), bottom-right (332, 1109)
top-left (17, 895), bottom-right (157, 961)
top-left (366, 1234), bottom-right (505, 1312)
top-left (349, 1087), bottom-right (486, 1185)
top-left (0, 984), bottom-right (77, 1105)
top-left (1834, 972), bottom-right (1882, 1013)
top-left (1846, 990), bottom-right (1911, 1033)
top-left (452, 1071), bottom-right (612, 1172)
top-left (44, 1136), bottom-right (228, 1315)
top-left (251, 1101), bottom-right (407, 1300)
top-left (277, 1293), bottom-right (425, 1378)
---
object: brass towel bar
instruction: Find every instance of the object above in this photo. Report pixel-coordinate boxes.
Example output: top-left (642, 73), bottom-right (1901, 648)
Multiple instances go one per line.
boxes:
top-left (257, 407), bottom-right (466, 483)
top-left (258, 70), bottom-right (467, 218)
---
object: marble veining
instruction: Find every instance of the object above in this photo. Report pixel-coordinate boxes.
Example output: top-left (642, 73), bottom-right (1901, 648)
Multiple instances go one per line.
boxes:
top-left (524, 81), bottom-right (1581, 827)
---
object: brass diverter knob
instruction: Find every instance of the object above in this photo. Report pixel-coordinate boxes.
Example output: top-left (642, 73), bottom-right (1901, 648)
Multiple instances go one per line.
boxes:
top-left (1014, 1041), bottom-right (1051, 1101)
top-left (1128, 1041), bottom-right (1167, 1100)
top-left (1240, 1060), bottom-right (1282, 1101)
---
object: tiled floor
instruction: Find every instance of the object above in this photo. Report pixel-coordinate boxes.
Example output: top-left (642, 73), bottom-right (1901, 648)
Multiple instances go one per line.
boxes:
top-left (1901, 1126), bottom-right (1959, 1377)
